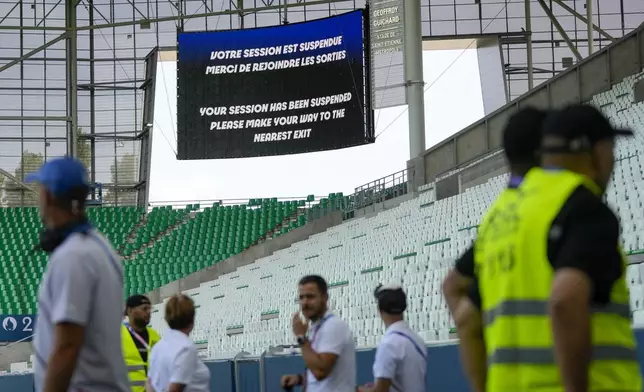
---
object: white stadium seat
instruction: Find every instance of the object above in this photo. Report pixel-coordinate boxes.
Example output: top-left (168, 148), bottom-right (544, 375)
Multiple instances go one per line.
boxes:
top-left (146, 69), bottom-right (644, 359)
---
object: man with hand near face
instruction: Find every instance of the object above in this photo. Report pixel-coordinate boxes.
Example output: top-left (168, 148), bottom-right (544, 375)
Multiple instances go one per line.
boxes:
top-left (281, 275), bottom-right (356, 392)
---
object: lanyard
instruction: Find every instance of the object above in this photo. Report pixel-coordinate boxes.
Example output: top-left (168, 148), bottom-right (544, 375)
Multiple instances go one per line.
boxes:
top-left (310, 314), bottom-right (333, 344)
top-left (305, 314), bottom-right (333, 381)
top-left (388, 331), bottom-right (427, 361)
top-left (124, 322), bottom-right (150, 350)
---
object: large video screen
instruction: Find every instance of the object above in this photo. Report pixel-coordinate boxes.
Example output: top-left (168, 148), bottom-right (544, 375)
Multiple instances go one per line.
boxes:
top-left (176, 10), bottom-right (372, 160)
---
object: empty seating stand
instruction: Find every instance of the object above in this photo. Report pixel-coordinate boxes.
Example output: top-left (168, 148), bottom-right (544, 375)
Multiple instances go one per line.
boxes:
top-left (4, 71), bottom-right (644, 363)
top-left (0, 206), bottom-right (144, 313)
top-left (89, 206), bottom-right (145, 250)
top-left (144, 70), bottom-right (644, 360)
top-left (124, 199), bottom-right (309, 297)
top-left (121, 205), bottom-right (191, 256)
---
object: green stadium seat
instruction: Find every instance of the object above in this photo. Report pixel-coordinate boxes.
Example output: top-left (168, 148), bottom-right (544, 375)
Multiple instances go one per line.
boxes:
top-left (0, 206), bottom-right (144, 313)
top-left (122, 199), bottom-right (311, 297)
top-left (0, 195), bottom-right (332, 311)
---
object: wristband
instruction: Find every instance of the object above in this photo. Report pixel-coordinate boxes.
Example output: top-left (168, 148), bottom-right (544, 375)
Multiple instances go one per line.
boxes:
top-left (296, 335), bottom-right (308, 346)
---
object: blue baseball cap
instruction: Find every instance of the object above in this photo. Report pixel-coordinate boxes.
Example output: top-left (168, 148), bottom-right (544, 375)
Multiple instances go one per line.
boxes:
top-left (25, 157), bottom-right (90, 197)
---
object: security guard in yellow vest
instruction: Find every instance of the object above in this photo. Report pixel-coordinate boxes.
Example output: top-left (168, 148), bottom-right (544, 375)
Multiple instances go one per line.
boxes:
top-left (444, 107), bottom-right (548, 392)
top-left (469, 104), bottom-right (642, 391)
top-left (122, 295), bottom-right (161, 392)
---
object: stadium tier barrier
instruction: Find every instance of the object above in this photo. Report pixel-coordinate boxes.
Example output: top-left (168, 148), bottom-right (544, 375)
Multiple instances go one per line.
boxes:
top-left (3, 330), bottom-right (644, 392)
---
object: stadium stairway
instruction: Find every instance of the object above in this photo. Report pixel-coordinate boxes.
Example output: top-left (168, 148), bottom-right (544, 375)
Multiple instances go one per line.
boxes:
top-left (116, 213), bottom-right (150, 254)
top-left (121, 205), bottom-right (198, 258)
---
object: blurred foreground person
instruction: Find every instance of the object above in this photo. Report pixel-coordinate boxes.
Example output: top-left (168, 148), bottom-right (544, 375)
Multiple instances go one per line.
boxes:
top-left (442, 107), bottom-right (548, 392)
top-left (147, 294), bottom-right (210, 392)
top-left (281, 275), bottom-right (356, 391)
top-left (123, 294), bottom-right (161, 392)
top-left (30, 157), bottom-right (129, 392)
top-left (358, 284), bottom-right (426, 392)
top-left (470, 105), bottom-right (642, 391)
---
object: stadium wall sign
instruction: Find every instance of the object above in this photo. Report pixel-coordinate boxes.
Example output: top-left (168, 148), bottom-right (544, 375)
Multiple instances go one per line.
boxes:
top-left (369, 0), bottom-right (407, 108)
top-left (0, 315), bottom-right (36, 342)
top-left (176, 10), bottom-right (374, 160)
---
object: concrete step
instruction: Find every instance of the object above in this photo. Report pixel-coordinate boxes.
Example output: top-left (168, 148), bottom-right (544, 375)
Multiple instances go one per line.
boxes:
top-left (118, 214), bottom-right (148, 255)
top-left (124, 211), bottom-right (196, 261)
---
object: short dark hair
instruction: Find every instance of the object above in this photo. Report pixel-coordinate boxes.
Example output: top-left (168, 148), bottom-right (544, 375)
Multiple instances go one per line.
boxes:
top-left (298, 275), bottom-right (328, 296)
top-left (374, 284), bottom-right (407, 315)
top-left (502, 107), bottom-right (549, 166)
top-left (51, 185), bottom-right (89, 211)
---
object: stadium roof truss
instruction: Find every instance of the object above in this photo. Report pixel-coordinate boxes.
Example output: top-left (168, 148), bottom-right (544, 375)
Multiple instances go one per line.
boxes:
top-left (0, 0), bottom-right (642, 207)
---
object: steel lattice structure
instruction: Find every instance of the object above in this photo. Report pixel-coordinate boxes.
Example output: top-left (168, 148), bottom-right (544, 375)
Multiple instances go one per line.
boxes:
top-left (0, 0), bottom-right (642, 207)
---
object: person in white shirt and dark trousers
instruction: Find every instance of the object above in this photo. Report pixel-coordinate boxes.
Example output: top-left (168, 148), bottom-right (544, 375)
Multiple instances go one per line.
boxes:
top-left (359, 284), bottom-right (427, 392)
top-left (281, 275), bottom-right (356, 392)
top-left (147, 294), bottom-right (210, 392)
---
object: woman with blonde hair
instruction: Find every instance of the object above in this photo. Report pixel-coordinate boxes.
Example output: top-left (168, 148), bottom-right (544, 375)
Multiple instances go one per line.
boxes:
top-left (146, 294), bottom-right (210, 392)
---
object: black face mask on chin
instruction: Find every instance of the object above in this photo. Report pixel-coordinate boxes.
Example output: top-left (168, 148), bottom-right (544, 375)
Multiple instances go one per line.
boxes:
top-left (35, 218), bottom-right (91, 254)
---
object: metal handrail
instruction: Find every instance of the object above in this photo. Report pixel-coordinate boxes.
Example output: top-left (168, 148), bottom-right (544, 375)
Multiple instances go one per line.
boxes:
top-left (354, 168), bottom-right (409, 194)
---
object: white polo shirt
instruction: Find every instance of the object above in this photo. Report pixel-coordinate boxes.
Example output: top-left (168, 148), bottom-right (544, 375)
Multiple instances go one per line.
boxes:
top-left (373, 321), bottom-right (426, 392)
top-left (33, 229), bottom-right (130, 392)
top-left (306, 313), bottom-right (356, 392)
top-left (149, 329), bottom-right (210, 392)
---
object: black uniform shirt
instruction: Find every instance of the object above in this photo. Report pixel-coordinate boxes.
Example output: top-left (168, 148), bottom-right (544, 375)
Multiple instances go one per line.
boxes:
top-left (455, 186), bottom-right (623, 308)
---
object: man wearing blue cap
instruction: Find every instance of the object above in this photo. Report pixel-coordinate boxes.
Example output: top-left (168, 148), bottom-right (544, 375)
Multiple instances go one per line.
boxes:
top-left (27, 157), bottom-right (130, 392)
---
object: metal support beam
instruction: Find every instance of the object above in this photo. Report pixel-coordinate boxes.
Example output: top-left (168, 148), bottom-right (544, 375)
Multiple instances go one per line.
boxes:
top-left (237, 0), bottom-right (245, 29)
top-left (37, 0), bottom-right (64, 27)
top-left (0, 116), bottom-right (70, 121)
top-left (524, 0), bottom-right (533, 89)
top-left (79, 79), bottom-right (147, 86)
top-left (537, 0), bottom-right (582, 61)
top-left (84, 134), bottom-right (142, 141)
top-left (89, 0), bottom-right (96, 184)
top-left (586, 0), bottom-right (594, 54)
top-left (0, 136), bottom-right (68, 141)
top-left (0, 0), bottom-right (356, 31)
top-left (550, 0), bottom-right (614, 42)
top-left (0, 0), bottom-right (20, 25)
top-left (124, 0), bottom-right (148, 20)
top-left (80, 0), bottom-right (349, 30)
top-left (78, 85), bottom-right (141, 91)
top-left (404, 0), bottom-right (426, 158)
top-left (0, 25), bottom-right (65, 31)
top-left (0, 34), bottom-right (66, 73)
top-left (0, 169), bottom-right (37, 194)
top-left (66, 0), bottom-right (78, 158)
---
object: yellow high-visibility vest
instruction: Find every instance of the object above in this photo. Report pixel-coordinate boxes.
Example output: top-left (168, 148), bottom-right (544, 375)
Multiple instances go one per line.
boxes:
top-left (474, 168), bottom-right (641, 391)
top-left (121, 324), bottom-right (161, 392)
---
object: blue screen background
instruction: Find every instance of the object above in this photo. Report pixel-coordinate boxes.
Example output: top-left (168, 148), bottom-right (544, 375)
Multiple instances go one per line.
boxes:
top-left (175, 10), bottom-right (369, 160)
top-left (178, 10), bottom-right (364, 66)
